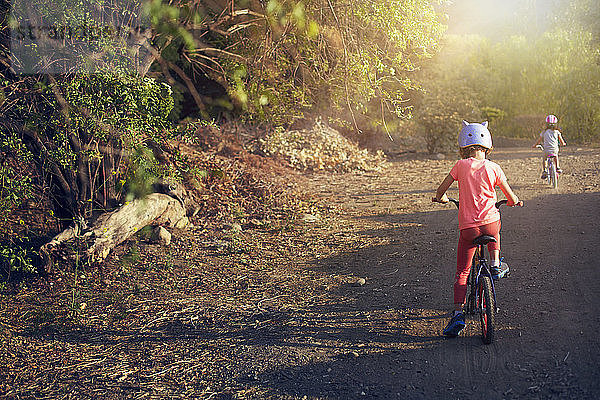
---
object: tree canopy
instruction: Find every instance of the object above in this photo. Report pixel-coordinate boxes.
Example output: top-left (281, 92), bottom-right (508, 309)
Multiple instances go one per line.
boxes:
top-left (1, 0), bottom-right (599, 233)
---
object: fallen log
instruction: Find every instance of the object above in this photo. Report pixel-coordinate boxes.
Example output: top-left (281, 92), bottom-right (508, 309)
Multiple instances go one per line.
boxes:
top-left (41, 193), bottom-right (189, 271)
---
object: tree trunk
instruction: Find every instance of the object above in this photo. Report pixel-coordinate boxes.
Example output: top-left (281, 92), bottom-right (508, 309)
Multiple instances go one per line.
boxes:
top-left (41, 193), bottom-right (189, 271)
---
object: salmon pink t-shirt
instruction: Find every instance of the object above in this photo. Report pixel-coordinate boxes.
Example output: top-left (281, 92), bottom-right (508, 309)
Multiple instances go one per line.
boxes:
top-left (450, 158), bottom-right (507, 230)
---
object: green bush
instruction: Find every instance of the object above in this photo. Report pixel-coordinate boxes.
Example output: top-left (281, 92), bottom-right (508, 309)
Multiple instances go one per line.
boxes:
top-left (0, 237), bottom-right (38, 279)
top-left (481, 107), bottom-right (507, 126)
top-left (1, 71), bottom-right (175, 225)
top-left (422, 28), bottom-right (600, 143)
top-left (0, 131), bottom-right (34, 219)
top-left (414, 78), bottom-right (482, 154)
top-left (56, 73), bottom-right (174, 139)
top-left (45, 71), bottom-right (174, 219)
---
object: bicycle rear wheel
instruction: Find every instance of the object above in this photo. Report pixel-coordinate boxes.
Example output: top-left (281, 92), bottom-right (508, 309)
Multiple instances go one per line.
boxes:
top-left (477, 275), bottom-right (496, 344)
top-left (549, 160), bottom-right (558, 188)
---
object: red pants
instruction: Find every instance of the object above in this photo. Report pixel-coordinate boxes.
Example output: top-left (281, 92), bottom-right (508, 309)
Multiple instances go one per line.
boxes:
top-left (454, 220), bottom-right (501, 305)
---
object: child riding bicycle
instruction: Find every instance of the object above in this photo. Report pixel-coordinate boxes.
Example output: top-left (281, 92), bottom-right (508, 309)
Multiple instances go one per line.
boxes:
top-left (532, 114), bottom-right (566, 179)
top-left (432, 121), bottom-right (522, 337)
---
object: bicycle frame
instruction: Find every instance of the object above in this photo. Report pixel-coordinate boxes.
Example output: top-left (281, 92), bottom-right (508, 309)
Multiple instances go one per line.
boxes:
top-left (469, 245), bottom-right (497, 312)
top-left (447, 197), bottom-right (502, 316)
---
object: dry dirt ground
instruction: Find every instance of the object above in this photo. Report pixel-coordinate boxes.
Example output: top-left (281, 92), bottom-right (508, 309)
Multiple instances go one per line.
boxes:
top-left (1, 146), bottom-right (599, 399)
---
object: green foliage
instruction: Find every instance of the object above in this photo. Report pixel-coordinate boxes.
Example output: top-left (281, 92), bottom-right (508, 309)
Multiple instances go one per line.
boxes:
top-left (414, 85), bottom-right (481, 154)
top-left (53, 72), bottom-right (174, 143)
top-left (212, 0), bottom-right (446, 129)
top-left (481, 107), bottom-right (506, 125)
top-left (0, 71), bottom-right (175, 224)
top-left (0, 131), bottom-right (34, 217)
top-left (9, 0), bottom-right (150, 74)
top-left (121, 242), bottom-right (141, 266)
top-left (71, 0), bottom-right (445, 130)
top-left (0, 165), bottom-right (31, 217)
top-left (413, 49), bottom-right (483, 153)
top-left (420, 28), bottom-right (600, 143)
top-left (560, 0), bottom-right (600, 50)
top-left (123, 147), bottom-right (162, 202)
top-left (41, 71), bottom-right (175, 214)
top-left (0, 237), bottom-right (38, 277)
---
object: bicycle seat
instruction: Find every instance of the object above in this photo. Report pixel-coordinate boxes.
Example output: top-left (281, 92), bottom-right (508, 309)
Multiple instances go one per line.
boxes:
top-left (472, 235), bottom-right (496, 245)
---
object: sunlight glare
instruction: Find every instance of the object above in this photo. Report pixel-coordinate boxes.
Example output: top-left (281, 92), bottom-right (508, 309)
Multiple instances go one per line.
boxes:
top-left (446, 0), bottom-right (536, 36)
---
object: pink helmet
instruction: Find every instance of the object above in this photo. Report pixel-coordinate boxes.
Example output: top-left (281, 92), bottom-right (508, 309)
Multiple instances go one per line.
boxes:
top-left (545, 114), bottom-right (558, 124)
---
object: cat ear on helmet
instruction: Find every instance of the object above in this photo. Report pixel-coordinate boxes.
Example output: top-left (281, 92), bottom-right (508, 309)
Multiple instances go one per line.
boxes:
top-left (462, 120), bottom-right (469, 127)
top-left (482, 121), bottom-right (489, 128)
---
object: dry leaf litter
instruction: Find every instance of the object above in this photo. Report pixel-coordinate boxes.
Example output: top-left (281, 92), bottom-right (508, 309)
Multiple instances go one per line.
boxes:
top-left (260, 119), bottom-right (386, 172)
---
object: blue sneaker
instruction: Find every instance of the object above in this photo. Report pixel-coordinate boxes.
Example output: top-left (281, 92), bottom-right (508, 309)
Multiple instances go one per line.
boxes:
top-left (491, 262), bottom-right (509, 280)
top-left (443, 312), bottom-right (465, 337)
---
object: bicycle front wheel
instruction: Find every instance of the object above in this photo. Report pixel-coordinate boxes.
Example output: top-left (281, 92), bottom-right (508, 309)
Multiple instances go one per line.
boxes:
top-left (477, 276), bottom-right (496, 344)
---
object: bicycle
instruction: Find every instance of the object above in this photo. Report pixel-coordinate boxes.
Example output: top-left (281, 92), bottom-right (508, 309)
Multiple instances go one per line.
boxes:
top-left (536, 144), bottom-right (559, 189)
top-left (446, 197), bottom-right (517, 344)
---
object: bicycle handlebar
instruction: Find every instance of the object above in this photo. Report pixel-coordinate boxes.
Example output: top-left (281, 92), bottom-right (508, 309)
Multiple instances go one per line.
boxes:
top-left (437, 197), bottom-right (523, 208)
top-left (495, 199), bottom-right (508, 208)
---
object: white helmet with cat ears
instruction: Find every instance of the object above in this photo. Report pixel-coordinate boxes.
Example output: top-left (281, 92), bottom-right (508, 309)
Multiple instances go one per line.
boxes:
top-left (458, 120), bottom-right (493, 149)
top-left (545, 114), bottom-right (558, 124)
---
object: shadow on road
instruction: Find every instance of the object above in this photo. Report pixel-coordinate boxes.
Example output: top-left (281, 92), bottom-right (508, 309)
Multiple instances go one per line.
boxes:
top-left (13, 191), bottom-right (600, 399)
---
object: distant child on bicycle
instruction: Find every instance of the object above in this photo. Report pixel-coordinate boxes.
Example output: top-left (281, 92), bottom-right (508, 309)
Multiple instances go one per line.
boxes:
top-left (532, 114), bottom-right (567, 178)
top-left (432, 121), bottom-right (521, 337)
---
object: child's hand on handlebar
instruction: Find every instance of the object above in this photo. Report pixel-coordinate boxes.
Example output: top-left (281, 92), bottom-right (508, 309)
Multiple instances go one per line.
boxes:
top-left (507, 200), bottom-right (524, 207)
top-left (432, 194), bottom-right (449, 203)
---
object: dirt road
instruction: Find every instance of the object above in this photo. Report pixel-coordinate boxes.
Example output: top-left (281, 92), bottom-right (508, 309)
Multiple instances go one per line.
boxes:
top-left (296, 146), bottom-right (600, 399)
top-left (2, 146), bottom-right (599, 399)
